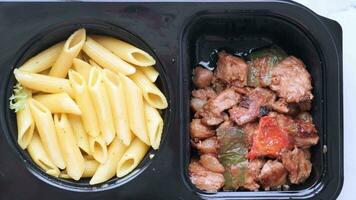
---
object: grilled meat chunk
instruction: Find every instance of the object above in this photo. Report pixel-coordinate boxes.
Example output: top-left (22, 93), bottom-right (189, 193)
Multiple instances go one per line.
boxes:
top-left (193, 66), bottom-right (214, 88)
top-left (189, 160), bottom-right (225, 192)
top-left (216, 51), bottom-right (248, 87)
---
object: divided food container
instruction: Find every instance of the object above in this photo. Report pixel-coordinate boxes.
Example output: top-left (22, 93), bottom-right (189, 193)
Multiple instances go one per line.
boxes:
top-left (0, 1), bottom-right (342, 199)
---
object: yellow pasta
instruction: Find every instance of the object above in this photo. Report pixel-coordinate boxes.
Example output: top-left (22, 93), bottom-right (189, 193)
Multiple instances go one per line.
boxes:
top-left (19, 42), bottom-right (64, 73)
top-left (102, 69), bottom-right (132, 146)
top-left (49, 28), bottom-right (86, 78)
top-left (88, 67), bottom-right (115, 145)
top-left (140, 66), bottom-right (159, 82)
top-left (28, 99), bottom-right (65, 169)
top-left (82, 37), bottom-right (136, 75)
top-left (14, 69), bottom-right (73, 97)
top-left (88, 59), bottom-right (102, 69)
top-left (54, 113), bottom-right (85, 180)
top-left (33, 93), bottom-right (81, 115)
top-left (68, 114), bottom-right (91, 155)
top-left (28, 132), bottom-right (60, 177)
top-left (72, 58), bottom-right (92, 81)
top-left (116, 138), bottom-right (149, 178)
top-left (92, 35), bottom-right (156, 67)
top-left (39, 68), bottom-right (51, 75)
top-left (129, 69), bottom-right (167, 109)
top-left (89, 136), bottom-right (108, 164)
top-left (90, 138), bottom-right (127, 185)
top-left (68, 70), bottom-right (99, 137)
top-left (16, 99), bottom-right (34, 149)
top-left (119, 74), bottom-right (150, 146)
top-left (144, 103), bottom-right (163, 150)
top-left (82, 159), bottom-right (100, 178)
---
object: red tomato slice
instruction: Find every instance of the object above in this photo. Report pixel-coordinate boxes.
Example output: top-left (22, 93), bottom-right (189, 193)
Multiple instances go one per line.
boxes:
top-left (248, 116), bottom-right (290, 159)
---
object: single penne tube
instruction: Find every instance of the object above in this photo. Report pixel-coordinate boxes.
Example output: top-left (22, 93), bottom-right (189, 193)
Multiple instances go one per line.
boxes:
top-left (116, 138), bottom-right (149, 178)
top-left (33, 93), bottom-right (81, 115)
top-left (72, 58), bottom-right (93, 81)
top-left (68, 114), bottom-right (91, 155)
top-left (16, 99), bottom-right (34, 149)
top-left (102, 69), bottom-right (132, 146)
top-left (82, 36), bottom-right (136, 75)
top-left (14, 69), bottom-right (73, 97)
top-left (140, 66), bottom-right (159, 82)
top-left (129, 69), bottom-right (167, 109)
top-left (68, 70), bottom-right (99, 137)
top-left (144, 103), bottom-right (164, 150)
top-left (19, 42), bottom-right (64, 73)
top-left (90, 138), bottom-right (127, 185)
top-left (89, 136), bottom-right (108, 164)
top-left (54, 113), bottom-right (85, 180)
top-left (92, 35), bottom-right (156, 67)
top-left (83, 159), bottom-right (99, 178)
top-left (88, 67), bottom-right (115, 145)
top-left (28, 99), bottom-right (65, 169)
top-left (28, 132), bottom-right (60, 177)
top-left (49, 28), bottom-right (86, 78)
top-left (119, 74), bottom-right (150, 146)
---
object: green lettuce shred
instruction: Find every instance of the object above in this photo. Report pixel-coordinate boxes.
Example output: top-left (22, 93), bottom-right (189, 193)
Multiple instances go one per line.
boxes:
top-left (9, 83), bottom-right (30, 112)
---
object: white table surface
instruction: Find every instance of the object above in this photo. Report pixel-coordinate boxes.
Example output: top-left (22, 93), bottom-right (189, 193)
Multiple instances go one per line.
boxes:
top-left (294, 0), bottom-right (356, 199)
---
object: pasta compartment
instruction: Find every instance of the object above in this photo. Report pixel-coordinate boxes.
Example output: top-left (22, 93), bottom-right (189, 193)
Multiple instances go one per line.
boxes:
top-left (3, 21), bottom-right (171, 192)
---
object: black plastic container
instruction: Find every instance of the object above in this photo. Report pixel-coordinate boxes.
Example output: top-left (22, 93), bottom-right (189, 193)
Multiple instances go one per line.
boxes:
top-left (0, 1), bottom-right (342, 200)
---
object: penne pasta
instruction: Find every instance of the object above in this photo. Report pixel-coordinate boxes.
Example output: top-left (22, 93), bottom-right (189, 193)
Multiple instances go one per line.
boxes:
top-left (68, 70), bottom-right (99, 137)
top-left (68, 114), bottom-right (91, 155)
top-left (88, 59), bottom-right (102, 69)
top-left (90, 138), bottom-right (127, 185)
top-left (88, 67), bottom-right (115, 145)
top-left (19, 42), bottom-right (64, 73)
top-left (39, 68), bottom-right (51, 75)
top-left (144, 103), bottom-right (164, 150)
top-left (33, 93), bottom-right (81, 115)
top-left (72, 58), bottom-right (92, 81)
top-left (102, 69), bottom-right (132, 146)
top-left (54, 114), bottom-right (85, 180)
top-left (116, 138), bottom-right (149, 178)
top-left (140, 66), bottom-right (159, 82)
top-left (16, 99), bottom-right (34, 149)
top-left (59, 171), bottom-right (71, 179)
top-left (28, 132), bottom-right (60, 177)
top-left (83, 159), bottom-right (100, 178)
top-left (119, 74), bottom-right (150, 146)
top-left (29, 99), bottom-right (65, 169)
top-left (129, 69), bottom-right (167, 109)
top-left (89, 136), bottom-right (108, 164)
top-left (92, 35), bottom-right (156, 67)
top-left (82, 37), bottom-right (136, 75)
top-left (14, 69), bottom-right (73, 97)
top-left (49, 28), bottom-right (86, 78)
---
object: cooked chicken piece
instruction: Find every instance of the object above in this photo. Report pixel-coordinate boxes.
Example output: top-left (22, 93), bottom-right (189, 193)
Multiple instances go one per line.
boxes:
top-left (198, 88), bottom-right (241, 125)
top-left (281, 148), bottom-right (312, 184)
top-left (270, 56), bottom-right (313, 103)
top-left (258, 160), bottom-right (287, 189)
top-left (193, 66), bottom-right (214, 88)
top-left (274, 113), bottom-right (319, 149)
top-left (189, 160), bottom-right (225, 192)
top-left (243, 159), bottom-right (265, 191)
top-left (199, 154), bottom-right (225, 173)
top-left (292, 120), bottom-right (319, 148)
top-left (193, 137), bottom-right (219, 154)
top-left (190, 98), bottom-right (207, 112)
top-left (192, 87), bottom-right (217, 100)
top-left (216, 51), bottom-right (248, 87)
top-left (232, 86), bottom-right (253, 95)
top-left (212, 77), bottom-right (227, 94)
top-left (229, 87), bottom-right (275, 125)
top-left (216, 120), bottom-right (234, 132)
top-left (190, 119), bottom-right (215, 139)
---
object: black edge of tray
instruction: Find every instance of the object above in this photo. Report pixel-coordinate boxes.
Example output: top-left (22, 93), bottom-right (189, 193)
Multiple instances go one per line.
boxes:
top-left (0, 1), bottom-right (343, 200)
